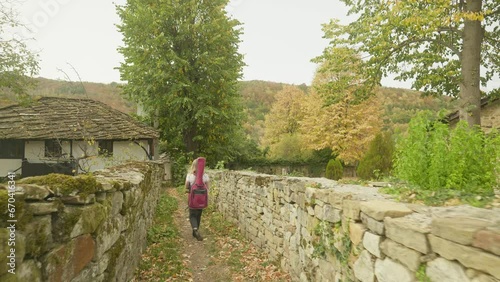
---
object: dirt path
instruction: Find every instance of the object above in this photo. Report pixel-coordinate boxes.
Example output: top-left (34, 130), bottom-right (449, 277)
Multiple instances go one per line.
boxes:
top-left (169, 187), bottom-right (232, 282)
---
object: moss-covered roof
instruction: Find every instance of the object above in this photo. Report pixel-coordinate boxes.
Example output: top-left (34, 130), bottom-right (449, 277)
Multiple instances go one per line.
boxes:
top-left (0, 97), bottom-right (159, 140)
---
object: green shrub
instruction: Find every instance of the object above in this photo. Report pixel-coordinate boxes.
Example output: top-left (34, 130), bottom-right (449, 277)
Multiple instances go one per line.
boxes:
top-left (357, 131), bottom-right (395, 180)
top-left (394, 111), bottom-right (500, 194)
top-left (325, 159), bottom-right (343, 180)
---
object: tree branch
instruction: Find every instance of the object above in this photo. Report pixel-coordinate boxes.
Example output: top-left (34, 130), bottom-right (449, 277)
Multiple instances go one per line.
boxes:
top-left (133, 140), bottom-right (153, 160)
top-left (380, 36), bottom-right (461, 66)
top-left (437, 26), bottom-right (463, 37)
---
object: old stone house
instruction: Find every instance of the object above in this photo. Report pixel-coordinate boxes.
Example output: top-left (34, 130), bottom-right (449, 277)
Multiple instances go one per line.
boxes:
top-left (447, 96), bottom-right (500, 132)
top-left (0, 97), bottom-right (159, 178)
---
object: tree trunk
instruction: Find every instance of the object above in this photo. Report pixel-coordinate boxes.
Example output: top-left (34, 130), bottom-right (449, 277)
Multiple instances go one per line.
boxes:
top-left (459, 0), bottom-right (483, 127)
top-left (184, 127), bottom-right (199, 155)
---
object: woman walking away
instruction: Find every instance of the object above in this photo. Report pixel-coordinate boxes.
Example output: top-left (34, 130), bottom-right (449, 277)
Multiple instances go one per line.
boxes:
top-left (185, 157), bottom-right (209, 241)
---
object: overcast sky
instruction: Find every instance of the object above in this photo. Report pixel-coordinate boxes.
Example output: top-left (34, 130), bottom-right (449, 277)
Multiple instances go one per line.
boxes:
top-left (15, 0), bottom-right (498, 90)
top-left (15, 0), bottom-right (371, 86)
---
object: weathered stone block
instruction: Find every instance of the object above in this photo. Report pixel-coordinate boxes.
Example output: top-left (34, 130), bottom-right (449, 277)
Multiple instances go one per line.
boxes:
top-left (43, 234), bottom-right (95, 282)
top-left (471, 274), bottom-right (499, 282)
top-left (323, 205), bottom-right (341, 223)
top-left (305, 187), bottom-right (316, 203)
top-left (375, 257), bottom-right (415, 282)
top-left (363, 232), bottom-right (383, 258)
top-left (360, 200), bottom-right (413, 221)
top-left (426, 257), bottom-right (470, 282)
top-left (93, 215), bottom-right (124, 261)
top-left (17, 259), bottom-right (42, 282)
top-left (26, 202), bottom-right (59, 216)
top-left (353, 250), bottom-right (375, 282)
top-left (429, 234), bottom-right (500, 279)
top-left (307, 206), bottom-right (312, 216)
top-left (380, 239), bottom-right (421, 272)
top-left (73, 234), bottom-right (96, 275)
top-left (61, 194), bottom-right (96, 205)
top-left (472, 227), bottom-right (500, 256)
top-left (19, 184), bottom-right (51, 200)
top-left (432, 217), bottom-right (492, 245)
top-left (0, 229), bottom-right (26, 277)
top-left (110, 192), bottom-right (124, 216)
top-left (317, 258), bottom-right (338, 282)
top-left (343, 199), bottom-right (361, 221)
top-left (361, 212), bottom-right (385, 235)
top-left (25, 215), bottom-right (53, 258)
top-left (349, 222), bottom-right (366, 246)
top-left (385, 213), bottom-right (431, 254)
top-left (327, 191), bottom-right (351, 209)
top-left (296, 192), bottom-right (306, 209)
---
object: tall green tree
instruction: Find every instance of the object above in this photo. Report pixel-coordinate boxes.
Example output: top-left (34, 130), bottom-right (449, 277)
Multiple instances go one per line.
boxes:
top-left (322, 0), bottom-right (499, 126)
top-left (116, 0), bottom-right (245, 163)
top-left (0, 1), bottom-right (39, 97)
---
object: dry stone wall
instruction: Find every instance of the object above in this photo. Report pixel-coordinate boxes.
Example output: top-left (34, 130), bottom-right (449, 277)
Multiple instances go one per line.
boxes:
top-left (209, 170), bottom-right (500, 282)
top-left (0, 161), bottom-right (163, 282)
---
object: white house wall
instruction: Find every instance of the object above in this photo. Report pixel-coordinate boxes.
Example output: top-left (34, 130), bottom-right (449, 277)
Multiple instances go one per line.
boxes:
top-left (24, 140), bottom-right (73, 163)
top-left (24, 141), bottom-right (45, 161)
top-left (114, 140), bottom-right (150, 161)
top-left (1, 140), bottom-right (152, 176)
top-left (0, 159), bottom-right (22, 177)
top-left (77, 140), bottom-right (151, 173)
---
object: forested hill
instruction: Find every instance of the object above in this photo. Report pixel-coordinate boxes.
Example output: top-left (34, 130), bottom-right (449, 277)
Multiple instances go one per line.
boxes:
top-left (0, 78), bottom-right (453, 143)
top-left (0, 77), bottom-right (135, 114)
top-left (238, 80), bottom-right (454, 144)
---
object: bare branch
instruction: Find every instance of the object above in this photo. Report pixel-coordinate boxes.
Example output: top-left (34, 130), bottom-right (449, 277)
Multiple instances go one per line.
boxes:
top-left (67, 62), bottom-right (88, 97)
top-left (133, 140), bottom-right (152, 160)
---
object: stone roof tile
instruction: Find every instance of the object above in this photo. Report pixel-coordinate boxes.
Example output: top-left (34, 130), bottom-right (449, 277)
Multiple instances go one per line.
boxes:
top-left (0, 97), bottom-right (159, 140)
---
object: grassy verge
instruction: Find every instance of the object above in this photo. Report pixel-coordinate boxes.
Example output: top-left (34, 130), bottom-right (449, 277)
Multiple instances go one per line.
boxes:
top-left (379, 178), bottom-right (498, 208)
top-left (135, 189), bottom-right (186, 281)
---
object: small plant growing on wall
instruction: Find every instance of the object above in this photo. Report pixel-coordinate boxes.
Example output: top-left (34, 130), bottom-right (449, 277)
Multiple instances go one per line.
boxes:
top-left (312, 221), bottom-right (352, 265)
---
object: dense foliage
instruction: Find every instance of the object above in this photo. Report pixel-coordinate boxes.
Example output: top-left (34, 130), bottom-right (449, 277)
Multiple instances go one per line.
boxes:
top-left (357, 131), bottom-right (395, 180)
top-left (321, 0), bottom-right (500, 126)
top-left (394, 112), bottom-right (500, 193)
top-left (325, 159), bottom-right (343, 180)
top-left (0, 1), bottom-right (39, 98)
top-left (117, 0), bottom-right (246, 164)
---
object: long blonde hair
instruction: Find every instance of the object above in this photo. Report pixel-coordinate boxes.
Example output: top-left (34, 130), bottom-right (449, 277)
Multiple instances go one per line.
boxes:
top-left (189, 158), bottom-right (198, 174)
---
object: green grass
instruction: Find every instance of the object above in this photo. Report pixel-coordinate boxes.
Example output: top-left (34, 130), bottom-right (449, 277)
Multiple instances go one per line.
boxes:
top-left (380, 184), bottom-right (495, 208)
top-left (136, 190), bottom-right (185, 281)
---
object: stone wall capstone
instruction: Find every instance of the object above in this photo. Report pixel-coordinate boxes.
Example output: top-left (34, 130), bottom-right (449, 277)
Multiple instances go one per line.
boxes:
top-left (209, 170), bottom-right (500, 282)
top-left (0, 161), bottom-right (164, 282)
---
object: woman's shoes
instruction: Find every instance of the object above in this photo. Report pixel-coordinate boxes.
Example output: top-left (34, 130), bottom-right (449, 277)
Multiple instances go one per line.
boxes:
top-left (193, 229), bottom-right (203, 241)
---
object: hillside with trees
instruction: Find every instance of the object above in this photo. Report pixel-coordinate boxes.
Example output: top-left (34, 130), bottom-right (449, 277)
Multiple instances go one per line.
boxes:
top-left (0, 78), bottom-right (135, 114)
top-left (239, 80), bottom-right (454, 155)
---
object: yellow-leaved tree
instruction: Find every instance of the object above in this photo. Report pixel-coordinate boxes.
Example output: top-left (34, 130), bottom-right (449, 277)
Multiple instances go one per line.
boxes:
top-left (301, 47), bottom-right (382, 165)
top-left (261, 85), bottom-right (312, 160)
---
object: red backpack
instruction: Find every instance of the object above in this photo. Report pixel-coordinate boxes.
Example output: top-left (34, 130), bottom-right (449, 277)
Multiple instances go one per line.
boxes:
top-left (188, 157), bottom-right (208, 209)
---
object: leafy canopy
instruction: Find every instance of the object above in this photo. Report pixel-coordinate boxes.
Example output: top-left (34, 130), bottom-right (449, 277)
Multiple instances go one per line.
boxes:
top-left (116, 0), bottom-right (246, 163)
top-left (0, 1), bottom-right (39, 98)
top-left (322, 0), bottom-right (500, 125)
top-left (328, 0), bottom-right (498, 96)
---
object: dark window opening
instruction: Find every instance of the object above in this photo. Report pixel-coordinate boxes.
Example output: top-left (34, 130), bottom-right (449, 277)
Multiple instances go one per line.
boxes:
top-left (45, 140), bottom-right (62, 158)
top-left (98, 140), bottom-right (113, 156)
top-left (0, 140), bottom-right (24, 159)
